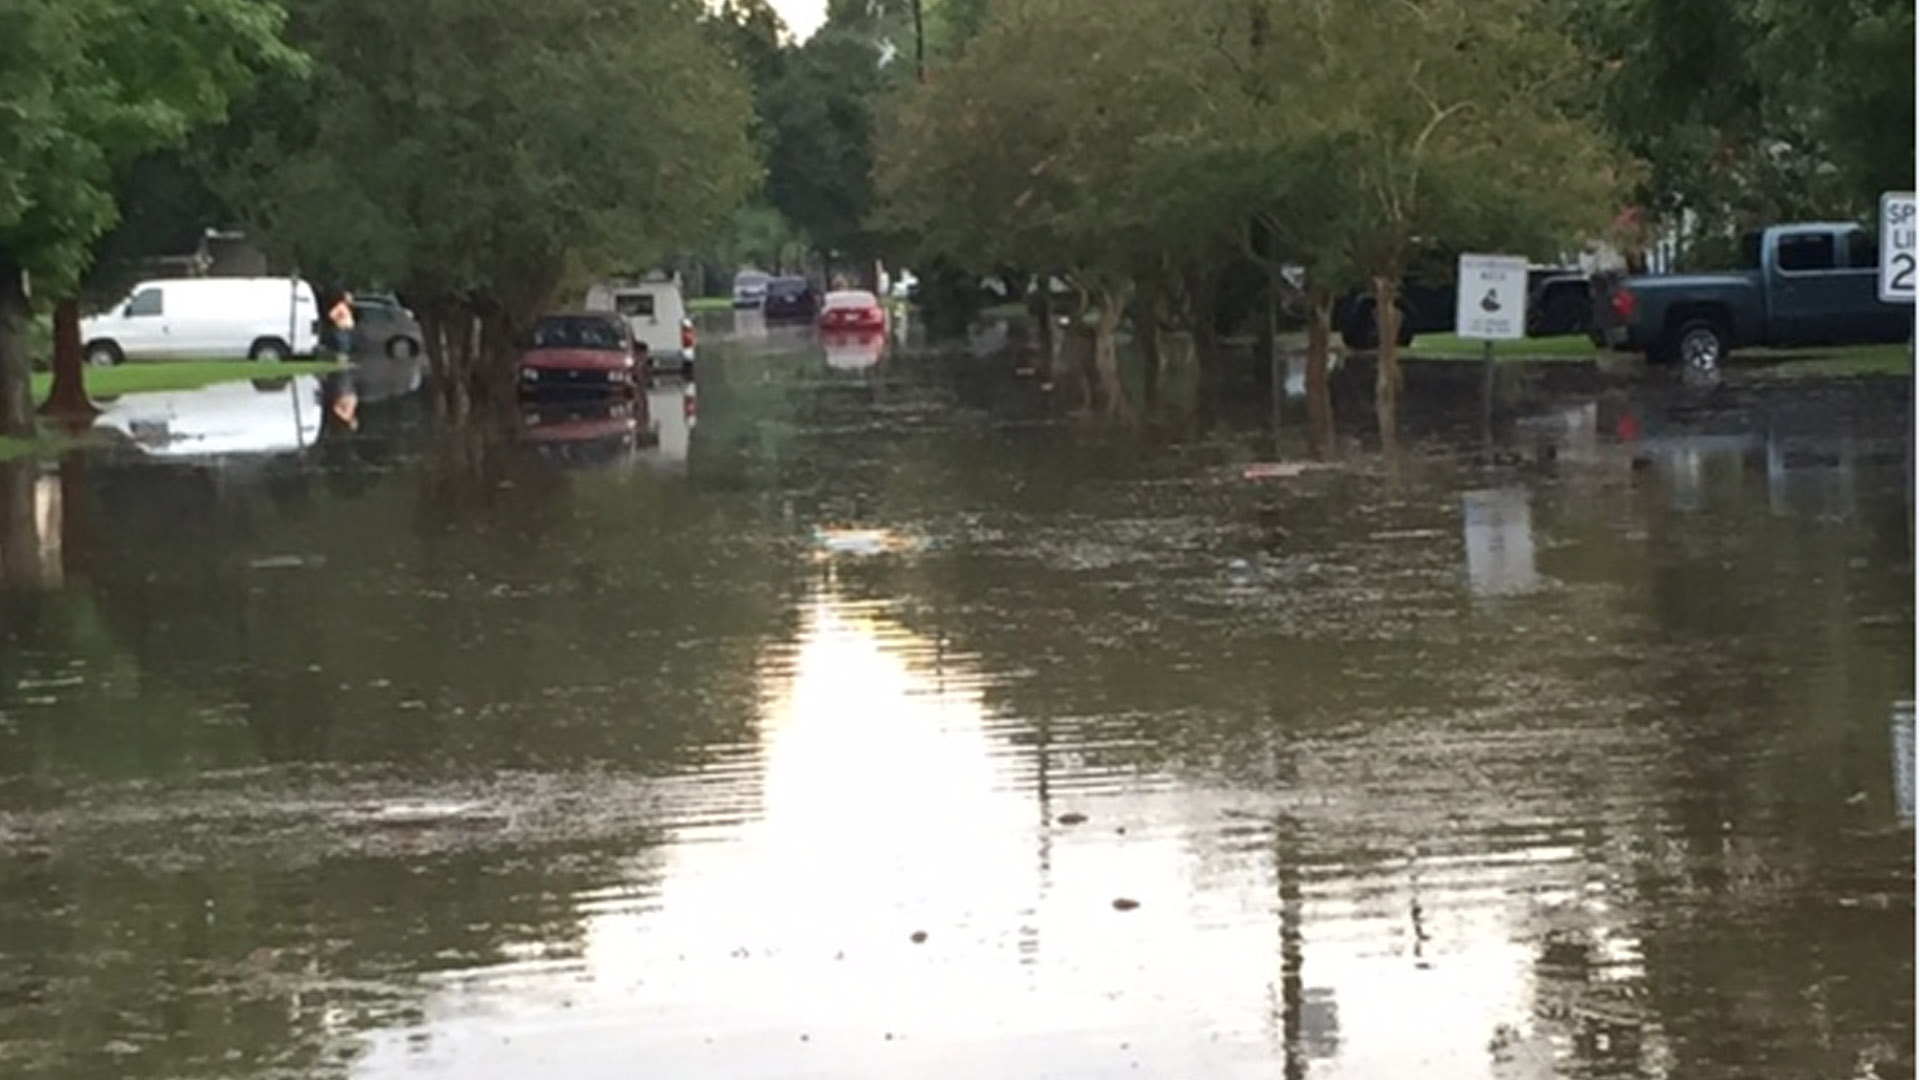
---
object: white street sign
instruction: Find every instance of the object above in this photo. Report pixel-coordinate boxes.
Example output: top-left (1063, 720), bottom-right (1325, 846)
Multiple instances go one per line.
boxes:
top-left (1879, 191), bottom-right (1915, 304)
top-left (1456, 254), bottom-right (1528, 341)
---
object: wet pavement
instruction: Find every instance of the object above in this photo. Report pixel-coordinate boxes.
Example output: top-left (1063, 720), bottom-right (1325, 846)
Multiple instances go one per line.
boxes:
top-left (0, 321), bottom-right (1913, 1079)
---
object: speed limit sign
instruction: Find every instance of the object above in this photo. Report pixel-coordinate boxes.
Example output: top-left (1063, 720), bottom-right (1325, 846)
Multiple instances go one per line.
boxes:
top-left (1879, 191), bottom-right (1914, 303)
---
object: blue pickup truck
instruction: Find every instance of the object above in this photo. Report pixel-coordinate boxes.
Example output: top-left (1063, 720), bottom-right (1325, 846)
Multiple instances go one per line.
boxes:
top-left (1594, 222), bottom-right (1912, 380)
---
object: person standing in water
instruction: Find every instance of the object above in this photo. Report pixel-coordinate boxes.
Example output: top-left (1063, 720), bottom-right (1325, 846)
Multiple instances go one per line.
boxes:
top-left (328, 292), bottom-right (356, 358)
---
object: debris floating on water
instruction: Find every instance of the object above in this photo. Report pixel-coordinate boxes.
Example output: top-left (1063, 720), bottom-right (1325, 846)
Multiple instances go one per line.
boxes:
top-left (810, 527), bottom-right (929, 558)
top-left (248, 554), bottom-right (326, 571)
top-left (1057, 812), bottom-right (1088, 826)
top-left (348, 801), bottom-right (505, 829)
top-left (1241, 462), bottom-right (1320, 480)
top-left (1111, 898), bottom-right (1140, 912)
top-left (909, 930), bottom-right (928, 944)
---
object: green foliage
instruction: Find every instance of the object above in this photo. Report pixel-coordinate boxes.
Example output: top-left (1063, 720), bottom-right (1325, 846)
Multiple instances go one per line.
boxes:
top-left (925, 0), bottom-right (991, 58)
top-left (880, 0), bottom-right (1233, 285)
top-left (212, 0), bottom-right (758, 352)
top-left (762, 28), bottom-right (891, 263)
top-left (880, 0), bottom-right (1625, 301)
top-left (1564, 0), bottom-right (1913, 232)
top-left (0, 0), bottom-right (302, 292)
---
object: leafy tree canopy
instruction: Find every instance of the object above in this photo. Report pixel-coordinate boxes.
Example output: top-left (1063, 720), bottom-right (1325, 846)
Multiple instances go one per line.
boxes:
top-left (208, 0), bottom-right (757, 376)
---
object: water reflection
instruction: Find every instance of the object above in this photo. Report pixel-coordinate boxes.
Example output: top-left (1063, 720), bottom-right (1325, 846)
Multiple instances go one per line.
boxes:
top-left (0, 461), bottom-right (61, 589)
top-left (516, 396), bottom-right (649, 469)
top-left (1462, 488), bottom-right (1539, 598)
top-left (93, 374), bottom-right (328, 456)
top-left (1895, 701), bottom-right (1914, 828)
top-left (0, 339), bottom-right (1911, 1080)
top-left (639, 379), bottom-right (697, 474)
top-left (822, 329), bottom-right (886, 372)
top-left (87, 359), bottom-right (425, 460)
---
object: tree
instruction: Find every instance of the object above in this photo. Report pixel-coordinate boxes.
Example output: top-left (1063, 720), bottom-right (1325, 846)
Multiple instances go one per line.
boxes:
top-left (1761, 0), bottom-right (1914, 209)
top-left (1561, 0), bottom-right (1911, 253)
top-left (0, 0), bottom-right (301, 436)
top-left (879, 0), bottom-right (1251, 401)
top-left (762, 28), bottom-right (893, 281)
top-left (210, 0), bottom-right (757, 412)
top-left (1259, 0), bottom-right (1626, 436)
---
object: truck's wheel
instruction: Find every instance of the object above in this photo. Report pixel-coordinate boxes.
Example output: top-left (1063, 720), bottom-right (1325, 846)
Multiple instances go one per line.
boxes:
top-left (84, 341), bottom-right (123, 367)
top-left (1669, 319), bottom-right (1728, 387)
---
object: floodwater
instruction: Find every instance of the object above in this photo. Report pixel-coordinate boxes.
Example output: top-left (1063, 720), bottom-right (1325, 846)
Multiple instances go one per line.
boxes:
top-left (0, 320), bottom-right (1913, 1080)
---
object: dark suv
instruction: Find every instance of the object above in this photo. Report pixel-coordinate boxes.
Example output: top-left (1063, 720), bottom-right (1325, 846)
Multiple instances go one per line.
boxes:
top-left (762, 276), bottom-right (819, 321)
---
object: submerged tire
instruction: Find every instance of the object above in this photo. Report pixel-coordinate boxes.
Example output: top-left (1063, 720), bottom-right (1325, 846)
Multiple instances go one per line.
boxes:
top-left (1668, 318), bottom-right (1728, 388)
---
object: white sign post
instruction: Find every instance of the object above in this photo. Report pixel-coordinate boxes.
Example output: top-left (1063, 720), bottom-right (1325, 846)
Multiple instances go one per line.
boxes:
top-left (1457, 254), bottom-right (1529, 433)
top-left (1884, 192), bottom-right (1917, 373)
top-left (1878, 191), bottom-right (1915, 304)
top-left (1456, 254), bottom-right (1529, 342)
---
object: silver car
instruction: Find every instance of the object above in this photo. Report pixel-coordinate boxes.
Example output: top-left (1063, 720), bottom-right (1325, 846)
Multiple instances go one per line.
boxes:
top-left (731, 270), bottom-right (771, 309)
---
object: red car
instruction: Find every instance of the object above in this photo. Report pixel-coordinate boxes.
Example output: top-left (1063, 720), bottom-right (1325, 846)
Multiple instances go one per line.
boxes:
top-left (817, 290), bottom-right (887, 333)
top-left (517, 312), bottom-right (642, 395)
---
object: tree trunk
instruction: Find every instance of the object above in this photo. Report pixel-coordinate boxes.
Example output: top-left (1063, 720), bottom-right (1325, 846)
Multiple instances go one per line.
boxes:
top-left (0, 259), bottom-right (35, 439)
top-left (1305, 290), bottom-right (1335, 460)
top-left (439, 306), bottom-right (479, 421)
top-left (1257, 282), bottom-right (1277, 392)
top-left (39, 298), bottom-right (97, 421)
top-left (1092, 285), bottom-right (1131, 416)
top-left (1371, 273), bottom-right (1403, 433)
top-left (1190, 264), bottom-right (1221, 364)
top-left (1034, 282), bottom-right (1056, 366)
top-left (1141, 313), bottom-right (1162, 412)
top-left (1187, 265), bottom-right (1221, 437)
top-left (473, 308), bottom-right (521, 420)
top-left (1137, 281), bottom-right (1162, 410)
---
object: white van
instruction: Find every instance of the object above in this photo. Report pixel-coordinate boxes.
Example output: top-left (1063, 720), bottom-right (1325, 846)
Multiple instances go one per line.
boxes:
top-left (584, 277), bottom-right (694, 376)
top-left (81, 277), bottom-right (321, 366)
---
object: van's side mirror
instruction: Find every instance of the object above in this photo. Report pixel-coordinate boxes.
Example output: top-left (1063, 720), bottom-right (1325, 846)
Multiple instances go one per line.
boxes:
top-left (121, 304), bottom-right (132, 319)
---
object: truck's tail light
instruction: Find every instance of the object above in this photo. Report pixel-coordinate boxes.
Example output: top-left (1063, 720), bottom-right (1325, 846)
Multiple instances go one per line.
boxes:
top-left (1609, 286), bottom-right (1636, 322)
top-left (681, 320), bottom-right (695, 350)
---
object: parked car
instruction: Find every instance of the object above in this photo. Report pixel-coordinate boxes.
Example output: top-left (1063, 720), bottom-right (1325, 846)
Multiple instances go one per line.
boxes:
top-left (762, 276), bottom-right (820, 321)
top-left (81, 277), bottom-right (321, 365)
top-left (349, 293), bottom-right (425, 359)
top-left (818, 290), bottom-right (887, 333)
top-left (732, 269), bottom-right (771, 309)
top-left (516, 313), bottom-right (642, 395)
top-left (584, 277), bottom-right (695, 377)
top-left (1593, 221), bottom-right (1912, 380)
top-left (1335, 265), bottom-right (1593, 349)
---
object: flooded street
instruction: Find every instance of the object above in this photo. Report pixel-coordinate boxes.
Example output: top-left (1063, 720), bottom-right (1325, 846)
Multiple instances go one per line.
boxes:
top-left (0, 321), bottom-right (1913, 1079)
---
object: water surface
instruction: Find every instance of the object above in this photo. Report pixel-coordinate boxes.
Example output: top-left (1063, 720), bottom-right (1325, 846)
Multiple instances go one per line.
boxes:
top-left (0, 330), bottom-right (1912, 1079)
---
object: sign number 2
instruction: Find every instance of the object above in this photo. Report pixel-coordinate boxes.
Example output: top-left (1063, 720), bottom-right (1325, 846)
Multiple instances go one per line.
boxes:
top-left (1891, 252), bottom-right (1916, 292)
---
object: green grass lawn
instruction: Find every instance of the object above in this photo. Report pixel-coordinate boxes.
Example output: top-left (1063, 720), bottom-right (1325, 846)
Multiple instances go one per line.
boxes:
top-left (1744, 343), bottom-right (1913, 378)
top-left (1404, 333), bottom-right (1913, 375)
top-left (30, 359), bottom-right (342, 399)
top-left (1402, 333), bottom-right (1601, 360)
top-left (687, 296), bottom-right (734, 313)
